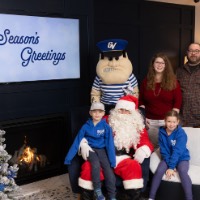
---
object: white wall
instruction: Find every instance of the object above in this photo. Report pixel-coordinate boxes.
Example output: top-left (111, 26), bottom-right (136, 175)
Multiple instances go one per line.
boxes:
top-left (147, 0), bottom-right (200, 43)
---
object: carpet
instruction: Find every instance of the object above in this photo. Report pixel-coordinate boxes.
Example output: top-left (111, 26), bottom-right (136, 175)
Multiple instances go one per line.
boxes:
top-left (13, 173), bottom-right (79, 200)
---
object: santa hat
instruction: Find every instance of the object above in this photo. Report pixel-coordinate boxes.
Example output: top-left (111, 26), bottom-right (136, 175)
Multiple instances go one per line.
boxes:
top-left (115, 95), bottom-right (138, 112)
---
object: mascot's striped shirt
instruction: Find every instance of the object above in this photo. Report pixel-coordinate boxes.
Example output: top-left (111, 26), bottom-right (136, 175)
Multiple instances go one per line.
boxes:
top-left (92, 73), bottom-right (138, 105)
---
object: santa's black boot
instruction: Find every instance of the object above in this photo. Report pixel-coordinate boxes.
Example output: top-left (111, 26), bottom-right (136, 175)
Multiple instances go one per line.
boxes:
top-left (80, 188), bottom-right (93, 200)
top-left (126, 189), bottom-right (141, 200)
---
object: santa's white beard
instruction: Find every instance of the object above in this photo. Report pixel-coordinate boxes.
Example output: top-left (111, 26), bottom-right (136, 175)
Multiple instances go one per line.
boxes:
top-left (109, 109), bottom-right (145, 153)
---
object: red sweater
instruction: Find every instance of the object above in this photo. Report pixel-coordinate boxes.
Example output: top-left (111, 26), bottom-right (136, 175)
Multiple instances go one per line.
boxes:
top-left (139, 78), bottom-right (182, 120)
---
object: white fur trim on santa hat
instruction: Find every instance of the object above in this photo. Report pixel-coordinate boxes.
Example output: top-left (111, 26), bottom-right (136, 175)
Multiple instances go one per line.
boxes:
top-left (78, 177), bottom-right (93, 190)
top-left (115, 99), bottom-right (135, 111)
top-left (123, 178), bottom-right (143, 189)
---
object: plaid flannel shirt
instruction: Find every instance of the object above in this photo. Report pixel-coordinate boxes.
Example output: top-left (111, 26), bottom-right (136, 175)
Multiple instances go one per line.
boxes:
top-left (177, 63), bottom-right (200, 127)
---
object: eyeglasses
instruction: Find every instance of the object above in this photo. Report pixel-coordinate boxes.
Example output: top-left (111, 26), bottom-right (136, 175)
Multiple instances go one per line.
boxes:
top-left (154, 61), bottom-right (165, 65)
top-left (187, 49), bottom-right (200, 54)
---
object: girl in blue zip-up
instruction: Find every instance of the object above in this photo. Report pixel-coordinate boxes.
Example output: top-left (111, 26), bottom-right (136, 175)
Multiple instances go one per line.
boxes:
top-left (149, 110), bottom-right (193, 200)
top-left (65, 102), bottom-right (116, 200)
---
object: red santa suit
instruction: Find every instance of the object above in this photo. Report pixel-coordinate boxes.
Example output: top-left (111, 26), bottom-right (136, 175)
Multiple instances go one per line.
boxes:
top-left (78, 95), bottom-right (154, 190)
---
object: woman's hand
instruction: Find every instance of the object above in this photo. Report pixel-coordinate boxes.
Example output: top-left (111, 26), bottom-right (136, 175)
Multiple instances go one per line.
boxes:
top-left (145, 118), bottom-right (150, 130)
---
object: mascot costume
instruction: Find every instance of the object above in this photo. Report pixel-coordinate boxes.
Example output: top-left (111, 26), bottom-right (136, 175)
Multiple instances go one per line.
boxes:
top-left (91, 39), bottom-right (139, 114)
top-left (77, 95), bottom-right (153, 200)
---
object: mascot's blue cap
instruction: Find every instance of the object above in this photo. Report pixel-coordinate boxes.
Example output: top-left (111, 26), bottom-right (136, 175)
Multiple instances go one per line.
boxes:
top-left (96, 39), bottom-right (128, 52)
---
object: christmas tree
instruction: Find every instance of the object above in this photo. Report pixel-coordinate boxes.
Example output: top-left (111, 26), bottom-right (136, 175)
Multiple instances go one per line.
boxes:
top-left (0, 129), bottom-right (19, 199)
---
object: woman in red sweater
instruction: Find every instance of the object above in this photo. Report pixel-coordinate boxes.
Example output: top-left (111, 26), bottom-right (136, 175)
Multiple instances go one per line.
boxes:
top-left (139, 53), bottom-right (182, 149)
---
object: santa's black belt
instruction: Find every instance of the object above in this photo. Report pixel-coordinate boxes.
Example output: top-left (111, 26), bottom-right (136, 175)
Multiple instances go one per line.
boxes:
top-left (115, 148), bottom-right (135, 156)
top-left (115, 149), bottom-right (129, 156)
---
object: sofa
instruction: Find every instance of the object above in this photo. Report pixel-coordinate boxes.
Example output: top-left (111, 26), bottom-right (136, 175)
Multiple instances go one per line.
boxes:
top-left (150, 127), bottom-right (200, 200)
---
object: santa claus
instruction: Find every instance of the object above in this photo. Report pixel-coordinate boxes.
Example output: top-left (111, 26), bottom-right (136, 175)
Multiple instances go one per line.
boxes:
top-left (78, 95), bottom-right (154, 200)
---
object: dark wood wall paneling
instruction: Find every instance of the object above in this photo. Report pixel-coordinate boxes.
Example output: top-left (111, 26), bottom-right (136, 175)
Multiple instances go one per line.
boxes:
top-left (0, 0), bottom-right (91, 176)
top-left (0, 0), bottom-right (195, 146)
top-left (0, 0), bottom-right (195, 178)
top-left (92, 0), bottom-right (195, 84)
top-left (92, 0), bottom-right (141, 82)
top-left (0, 0), bottom-right (91, 122)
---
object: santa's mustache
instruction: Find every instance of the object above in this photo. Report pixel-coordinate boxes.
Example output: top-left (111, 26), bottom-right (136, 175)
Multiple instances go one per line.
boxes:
top-left (109, 109), bottom-right (144, 131)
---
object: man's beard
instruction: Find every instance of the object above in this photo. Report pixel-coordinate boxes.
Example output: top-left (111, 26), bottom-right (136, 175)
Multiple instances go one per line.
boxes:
top-left (187, 55), bottom-right (200, 66)
top-left (109, 109), bottom-right (145, 153)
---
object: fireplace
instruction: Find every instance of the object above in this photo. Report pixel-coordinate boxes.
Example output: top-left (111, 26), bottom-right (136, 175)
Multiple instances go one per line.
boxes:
top-left (0, 114), bottom-right (67, 185)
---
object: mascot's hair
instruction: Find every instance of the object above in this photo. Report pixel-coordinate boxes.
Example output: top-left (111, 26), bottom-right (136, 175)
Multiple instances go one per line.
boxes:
top-left (100, 50), bottom-right (126, 59)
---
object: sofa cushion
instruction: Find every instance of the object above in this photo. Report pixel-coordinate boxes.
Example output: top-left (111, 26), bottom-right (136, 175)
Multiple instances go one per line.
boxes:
top-left (183, 127), bottom-right (200, 166)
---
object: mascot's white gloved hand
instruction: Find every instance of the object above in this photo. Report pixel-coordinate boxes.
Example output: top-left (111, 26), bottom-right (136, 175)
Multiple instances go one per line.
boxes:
top-left (134, 148), bottom-right (147, 164)
top-left (78, 138), bottom-right (94, 160)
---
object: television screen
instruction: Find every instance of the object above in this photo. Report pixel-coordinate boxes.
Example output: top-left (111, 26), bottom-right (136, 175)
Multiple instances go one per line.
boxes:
top-left (0, 13), bottom-right (80, 83)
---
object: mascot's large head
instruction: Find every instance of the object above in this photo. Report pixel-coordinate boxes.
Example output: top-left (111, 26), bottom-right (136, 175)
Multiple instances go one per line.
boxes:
top-left (96, 39), bottom-right (133, 85)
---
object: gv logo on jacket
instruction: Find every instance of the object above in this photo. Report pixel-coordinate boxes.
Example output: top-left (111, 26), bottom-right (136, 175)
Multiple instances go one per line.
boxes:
top-left (97, 129), bottom-right (105, 135)
top-left (171, 140), bottom-right (176, 146)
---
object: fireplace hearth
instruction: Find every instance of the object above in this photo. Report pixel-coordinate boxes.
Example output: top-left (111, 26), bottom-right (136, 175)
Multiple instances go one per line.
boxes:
top-left (0, 114), bottom-right (67, 185)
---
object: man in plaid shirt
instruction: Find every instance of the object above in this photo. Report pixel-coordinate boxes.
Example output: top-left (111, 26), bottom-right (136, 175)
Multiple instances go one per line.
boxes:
top-left (177, 42), bottom-right (200, 127)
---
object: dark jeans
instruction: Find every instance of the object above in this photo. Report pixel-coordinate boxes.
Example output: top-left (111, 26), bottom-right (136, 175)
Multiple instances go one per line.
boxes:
top-left (88, 148), bottom-right (116, 198)
top-left (149, 160), bottom-right (193, 200)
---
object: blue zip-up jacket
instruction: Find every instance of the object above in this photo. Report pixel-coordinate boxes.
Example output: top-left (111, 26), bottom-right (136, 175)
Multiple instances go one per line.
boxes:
top-left (64, 118), bottom-right (116, 167)
top-left (159, 125), bottom-right (190, 170)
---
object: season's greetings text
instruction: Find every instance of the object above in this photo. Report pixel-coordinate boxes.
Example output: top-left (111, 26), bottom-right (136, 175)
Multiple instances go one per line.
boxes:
top-left (0, 29), bottom-right (66, 67)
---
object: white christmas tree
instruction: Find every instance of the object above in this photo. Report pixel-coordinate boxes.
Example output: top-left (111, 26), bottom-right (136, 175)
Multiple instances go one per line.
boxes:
top-left (0, 129), bottom-right (19, 199)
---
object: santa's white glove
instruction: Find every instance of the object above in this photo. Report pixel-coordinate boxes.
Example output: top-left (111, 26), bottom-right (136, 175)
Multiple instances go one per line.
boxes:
top-left (78, 138), bottom-right (94, 160)
top-left (134, 148), bottom-right (147, 164)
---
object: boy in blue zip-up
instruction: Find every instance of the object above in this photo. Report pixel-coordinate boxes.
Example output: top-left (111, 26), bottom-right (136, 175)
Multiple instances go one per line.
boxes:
top-left (149, 110), bottom-right (193, 200)
top-left (65, 102), bottom-right (116, 200)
